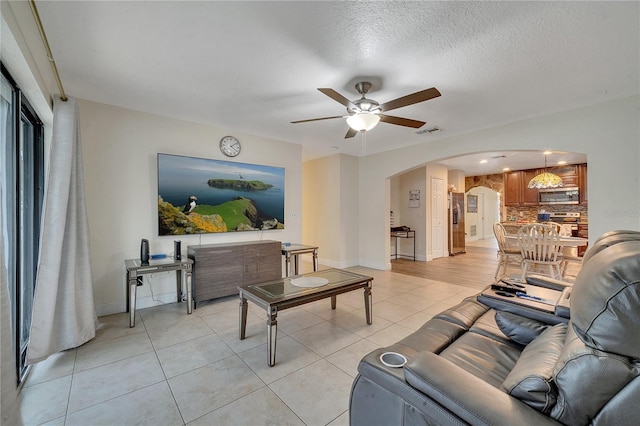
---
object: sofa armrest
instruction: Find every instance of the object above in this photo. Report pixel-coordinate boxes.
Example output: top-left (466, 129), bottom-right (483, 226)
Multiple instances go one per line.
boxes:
top-left (526, 274), bottom-right (572, 291)
top-left (403, 352), bottom-right (562, 426)
top-left (554, 287), bottom-right (571, 319)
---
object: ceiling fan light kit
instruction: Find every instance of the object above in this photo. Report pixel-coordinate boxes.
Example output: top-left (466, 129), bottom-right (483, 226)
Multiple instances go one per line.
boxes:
top-left (292, 81), bottom-right (441, 138)
top-left (346, 112), bottom-right (381, 131)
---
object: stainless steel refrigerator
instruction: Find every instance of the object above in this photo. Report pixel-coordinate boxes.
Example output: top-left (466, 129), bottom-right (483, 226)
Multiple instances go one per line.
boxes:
top-left (449, 192), bottom-right (466, 255)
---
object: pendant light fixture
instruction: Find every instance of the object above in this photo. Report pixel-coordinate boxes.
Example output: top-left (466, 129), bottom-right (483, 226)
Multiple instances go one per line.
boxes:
top-left (528, 151), bottom-right (564, 189)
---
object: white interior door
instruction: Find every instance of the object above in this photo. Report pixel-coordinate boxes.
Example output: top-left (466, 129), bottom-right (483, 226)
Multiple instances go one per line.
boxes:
top-left (431, 177), bottom-right (444, 258)
top-left (474, 187), bottom-right (500, 240)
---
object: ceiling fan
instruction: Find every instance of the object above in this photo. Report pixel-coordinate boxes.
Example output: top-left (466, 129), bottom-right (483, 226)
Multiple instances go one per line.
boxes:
top-left (291, 82), bottom-right (441, 139)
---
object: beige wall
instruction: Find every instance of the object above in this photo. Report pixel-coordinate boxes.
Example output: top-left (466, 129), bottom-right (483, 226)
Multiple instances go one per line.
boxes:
top-left (339, 154), bottom-right (360, 266)
top-left (302, 153), bottom-right (359, 268)
top-left (447, 170), bottom-right (466, 193)
top-left (79, 100), bottom-right (302, 314)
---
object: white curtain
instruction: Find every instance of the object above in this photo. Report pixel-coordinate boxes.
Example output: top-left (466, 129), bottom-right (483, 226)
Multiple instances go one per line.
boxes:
top-left (26, 96), bottom-right (97, 364)
top-left (1, 167), bottom-right (22, 426)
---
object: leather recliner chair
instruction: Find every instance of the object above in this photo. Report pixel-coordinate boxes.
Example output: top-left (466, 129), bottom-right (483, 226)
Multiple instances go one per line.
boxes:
top-left (349, 230), bottom-right (640, 425)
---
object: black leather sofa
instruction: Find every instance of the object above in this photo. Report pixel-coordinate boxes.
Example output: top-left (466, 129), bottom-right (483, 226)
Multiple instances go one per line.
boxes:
top-left (349, 230), bottom-right (640, 425)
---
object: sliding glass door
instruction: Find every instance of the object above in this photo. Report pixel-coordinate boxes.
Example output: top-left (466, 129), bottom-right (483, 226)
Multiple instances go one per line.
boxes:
top-left (1, 64), bottom-right (44, 383)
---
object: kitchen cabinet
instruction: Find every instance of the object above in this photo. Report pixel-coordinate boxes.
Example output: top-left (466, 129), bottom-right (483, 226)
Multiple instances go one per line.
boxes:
top-left (549, 164), bottom-right (579, 187)
top-left (522, 170), bottom-right (542, 206)
top-left (504, 170), bottom-right (541, 206)
top-left (503, 164), bottom-right (587, 207)
top-left (504, 171), bottom-right (522, 206)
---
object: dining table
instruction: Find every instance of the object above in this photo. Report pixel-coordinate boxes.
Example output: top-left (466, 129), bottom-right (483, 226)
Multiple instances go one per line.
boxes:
top-left (505, 234), bottom-right (588, 247)
top-left (505, 233), bottom-right (588, 280)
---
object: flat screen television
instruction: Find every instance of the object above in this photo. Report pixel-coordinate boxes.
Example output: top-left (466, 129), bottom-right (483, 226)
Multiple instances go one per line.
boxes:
top-left (157, 153), bottom-right (285, 235)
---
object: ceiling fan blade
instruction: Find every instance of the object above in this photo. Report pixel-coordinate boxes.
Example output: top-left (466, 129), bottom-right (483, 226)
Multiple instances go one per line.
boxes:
top-left (291, 115), bottom-right (344, 124)
top-left (345, 127), bottom-right (358, 139)
top-left (379, 114), bottom-right (426, 128)
top-left (379, 87), bottom-right (441, 112)
top-left (318, 88), bottom-right (355, 108)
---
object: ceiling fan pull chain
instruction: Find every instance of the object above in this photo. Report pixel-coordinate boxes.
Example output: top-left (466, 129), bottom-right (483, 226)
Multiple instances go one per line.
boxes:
top-left (361, 130), bottom-right (367, 156)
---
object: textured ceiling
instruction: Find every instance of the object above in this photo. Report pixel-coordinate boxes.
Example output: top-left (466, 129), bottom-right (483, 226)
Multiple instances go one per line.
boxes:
top-left (30, 1), bottom-right (639, 171)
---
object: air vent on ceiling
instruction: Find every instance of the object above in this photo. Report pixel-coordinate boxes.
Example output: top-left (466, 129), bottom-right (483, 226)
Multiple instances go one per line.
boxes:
top-left (416, 126), bottom-right (442, 135)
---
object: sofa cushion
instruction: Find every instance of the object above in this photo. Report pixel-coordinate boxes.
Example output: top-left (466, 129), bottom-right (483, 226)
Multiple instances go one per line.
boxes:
top-left (495, 311), bottom-right (549, 346)
top-left (440, 331), bottom-right (522, 388)
top-left (434, 296), bottom-right (490, 329)
top-left (397, 318), bottom-right (467, 354)
top-left (550, 324), bottom-right (639, 425)
top-left (570, 240), bottom-right (640, 359)
top-left (501, 323), bottom-right (566, 413)
top-left (581, 230), bottom-right (640, 264)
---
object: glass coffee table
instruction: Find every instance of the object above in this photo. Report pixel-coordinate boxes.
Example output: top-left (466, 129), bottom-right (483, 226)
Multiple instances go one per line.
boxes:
top-left (238, 268), bottom-right (373, 366)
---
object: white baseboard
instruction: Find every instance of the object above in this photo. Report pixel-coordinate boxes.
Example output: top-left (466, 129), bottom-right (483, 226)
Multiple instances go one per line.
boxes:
top-left (357, 259), bottom-right (389, 270)
top-left (95, 301), bottom-right (124, 317)
top-left (95, 291), bottom-right (178, 317)
top-left (393, 252), bottom-right (427, 262)
top-left (317, 257), bottom-right (361, 269)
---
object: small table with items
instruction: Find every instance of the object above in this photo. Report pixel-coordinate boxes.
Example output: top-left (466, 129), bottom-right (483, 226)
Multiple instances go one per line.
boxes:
top-left (390, 230), bottom-right (416, 261)
top-left (281, 244), bottom-right (319, 277)
top-left (477, 278), bottom-right (571, 324)
top-left (124, 257), bottom-right (193, 327)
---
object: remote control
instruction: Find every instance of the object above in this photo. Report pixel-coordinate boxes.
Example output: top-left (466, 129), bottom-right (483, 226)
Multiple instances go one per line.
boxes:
top-left (491, 283), bottom-right (526, 294)
top-left (499, 279), bottom-right (525, 288)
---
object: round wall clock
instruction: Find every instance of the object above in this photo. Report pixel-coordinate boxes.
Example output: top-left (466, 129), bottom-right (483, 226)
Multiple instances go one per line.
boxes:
top-left (219, 135), bottom-right (241, 157)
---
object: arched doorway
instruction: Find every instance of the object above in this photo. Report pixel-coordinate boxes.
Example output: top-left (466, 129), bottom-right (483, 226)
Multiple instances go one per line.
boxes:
top-left (465, 186), bottom-right (500, 246)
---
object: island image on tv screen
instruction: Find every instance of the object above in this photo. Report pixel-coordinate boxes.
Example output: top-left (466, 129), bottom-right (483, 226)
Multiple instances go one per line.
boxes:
top-left (157, 153), bottom-right (285, 235)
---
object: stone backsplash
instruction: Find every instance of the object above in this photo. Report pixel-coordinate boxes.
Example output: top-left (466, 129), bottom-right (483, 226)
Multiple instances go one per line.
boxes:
top-left (465, 174), bottom-right (504, 194)
top-left (505, 204), bottom-right (588, 223)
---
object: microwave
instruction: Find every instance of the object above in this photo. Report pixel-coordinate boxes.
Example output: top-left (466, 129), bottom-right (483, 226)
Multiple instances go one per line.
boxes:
top-left (538, 187), bottom-right (580, 205)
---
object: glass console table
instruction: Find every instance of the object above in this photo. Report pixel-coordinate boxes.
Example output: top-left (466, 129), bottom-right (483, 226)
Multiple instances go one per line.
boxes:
top-left (281, 244), bottom-right (319, 276)
top-left (124, 257), bottom-right (193, 327)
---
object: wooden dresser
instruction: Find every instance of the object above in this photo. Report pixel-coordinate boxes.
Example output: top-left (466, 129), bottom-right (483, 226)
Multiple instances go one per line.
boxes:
top-left (188, 240), bottom-right (282, 306)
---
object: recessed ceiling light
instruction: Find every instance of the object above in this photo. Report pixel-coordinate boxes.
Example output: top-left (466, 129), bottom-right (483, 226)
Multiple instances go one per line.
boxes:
top-left (557, 160), bottom-right (567, 165)
top-left (543, 150), bottom-right (553, 155)
top-left (502, 167), bottom-right (510, 171)
top-left (479, 159), bottom-right (488, 164)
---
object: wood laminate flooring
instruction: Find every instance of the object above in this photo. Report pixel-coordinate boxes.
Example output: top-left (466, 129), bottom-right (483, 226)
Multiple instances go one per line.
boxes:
top-left (391, 245), bottom-right (499, 291)
top-left (391, 239), bottom-right (581, 290)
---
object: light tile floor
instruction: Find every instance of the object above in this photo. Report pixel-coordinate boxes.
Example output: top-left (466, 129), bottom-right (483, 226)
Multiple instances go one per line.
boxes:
top-left (20, 264), bottom-right (483, 426)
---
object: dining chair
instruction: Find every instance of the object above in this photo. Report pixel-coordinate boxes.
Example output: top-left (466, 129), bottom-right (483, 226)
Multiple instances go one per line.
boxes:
top-left (517, 223), bottom-right (564, 280)
top-left (540, 221), bottom-right (565, 235)
top-left (541, 221), bottom-right (583, 279)
top-left (492, 222), bottom-right (522, 279)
